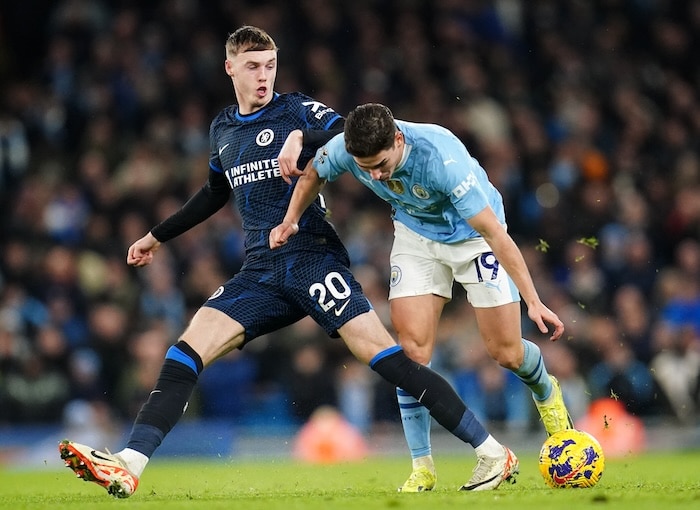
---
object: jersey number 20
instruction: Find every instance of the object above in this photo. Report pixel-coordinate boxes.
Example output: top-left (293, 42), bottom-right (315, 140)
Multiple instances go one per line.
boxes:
top-left (309, 271), bottom-right (351, 311)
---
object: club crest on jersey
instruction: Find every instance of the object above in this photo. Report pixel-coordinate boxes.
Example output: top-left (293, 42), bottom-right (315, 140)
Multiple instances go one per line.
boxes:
top-left (387, 180), bottom-right (404, 194)
top-left (256, 129), bottom-right (274, 146)
top-left (390, 265), bottom-right (402, 287)
top-left (411, 185), bottom-right (430, 199)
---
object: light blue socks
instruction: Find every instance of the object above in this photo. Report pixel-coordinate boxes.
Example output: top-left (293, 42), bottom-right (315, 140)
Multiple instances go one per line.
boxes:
top-left (513, 338), bottom-right (553, 401)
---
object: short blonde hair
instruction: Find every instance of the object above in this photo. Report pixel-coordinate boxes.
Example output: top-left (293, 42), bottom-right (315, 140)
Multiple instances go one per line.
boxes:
top-left (225, 25), bottom-right (278, 58)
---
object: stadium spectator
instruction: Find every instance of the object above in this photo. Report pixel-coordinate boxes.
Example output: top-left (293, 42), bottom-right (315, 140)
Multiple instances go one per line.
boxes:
top-left (649, 320), bottom-right (700, 423)
top-left (584, 316), bottom-right (657, 416)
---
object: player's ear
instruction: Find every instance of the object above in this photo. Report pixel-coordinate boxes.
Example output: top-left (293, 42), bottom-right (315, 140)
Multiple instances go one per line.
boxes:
top-left (224, 59), bottom-right (235, 77)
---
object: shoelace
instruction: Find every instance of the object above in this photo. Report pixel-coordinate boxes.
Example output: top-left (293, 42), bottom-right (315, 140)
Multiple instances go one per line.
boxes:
top-left (471, 455), bottom-right (499, 480)
top-left (540, 405), bottom-right (566, 426)
top-left (103, 448), bottom-right (130, 470)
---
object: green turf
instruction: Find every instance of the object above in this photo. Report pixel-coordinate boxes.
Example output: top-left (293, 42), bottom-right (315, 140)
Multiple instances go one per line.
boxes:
top-left (1, 451), bottom-right (699, 509)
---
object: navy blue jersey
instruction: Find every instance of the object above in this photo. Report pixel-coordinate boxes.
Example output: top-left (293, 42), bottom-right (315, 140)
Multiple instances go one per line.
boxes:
top-left (204, 92), bottom-right (371, 341)
top-left (209, 92), bottom-right (342, 257)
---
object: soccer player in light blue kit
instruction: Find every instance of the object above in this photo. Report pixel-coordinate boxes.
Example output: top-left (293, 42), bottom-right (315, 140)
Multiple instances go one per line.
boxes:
top-left (271, 103), bottom-right (573, 492)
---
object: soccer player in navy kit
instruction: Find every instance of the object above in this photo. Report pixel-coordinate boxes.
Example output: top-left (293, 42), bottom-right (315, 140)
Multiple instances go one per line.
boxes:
top-left (59, 27), bottom-right (517, 498)
top-left (272, 103), bottom-right (573, 492)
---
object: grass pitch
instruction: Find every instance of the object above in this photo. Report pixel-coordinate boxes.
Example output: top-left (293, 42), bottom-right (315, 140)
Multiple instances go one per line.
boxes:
top-left (1, 451), bottom-right (698, 510)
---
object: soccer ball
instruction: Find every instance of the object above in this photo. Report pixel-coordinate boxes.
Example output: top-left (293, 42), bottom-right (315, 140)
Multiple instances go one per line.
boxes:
top-left (538, 429), bottom-right (605, 488)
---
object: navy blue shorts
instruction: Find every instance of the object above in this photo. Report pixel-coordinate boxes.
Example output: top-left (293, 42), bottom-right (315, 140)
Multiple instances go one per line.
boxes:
top-left (203, 244), bottom-right (372, 343)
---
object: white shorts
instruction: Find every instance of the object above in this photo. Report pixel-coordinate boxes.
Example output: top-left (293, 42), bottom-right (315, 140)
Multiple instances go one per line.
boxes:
top-left (389, 221), bottom-right (520, 308)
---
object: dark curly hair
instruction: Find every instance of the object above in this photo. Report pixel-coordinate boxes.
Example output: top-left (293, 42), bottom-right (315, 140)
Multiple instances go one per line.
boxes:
top-left (344, 103), bottom-right (397, 158)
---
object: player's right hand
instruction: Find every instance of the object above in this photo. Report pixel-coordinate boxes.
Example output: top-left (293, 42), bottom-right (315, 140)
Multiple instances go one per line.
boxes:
top-left (127, 232), bottom-right (161, 266)
top-left (278, 129), bottom-right (305, 184)
top-left (269, 221), bottom-right (299, 249)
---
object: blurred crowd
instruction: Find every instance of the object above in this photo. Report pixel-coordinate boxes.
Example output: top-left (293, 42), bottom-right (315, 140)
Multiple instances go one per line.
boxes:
top-left (1, 0), bottom-right (699, 437)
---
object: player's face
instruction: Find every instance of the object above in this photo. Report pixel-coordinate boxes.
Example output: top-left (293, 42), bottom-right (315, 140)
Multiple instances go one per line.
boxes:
top-left (353, 131), bottom-right (404, 181)
top-left (225, 49), bottom-right (277, 114)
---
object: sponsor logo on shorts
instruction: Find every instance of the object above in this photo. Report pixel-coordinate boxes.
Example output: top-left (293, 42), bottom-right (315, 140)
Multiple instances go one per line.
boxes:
top-left (390, 265), bottom-right (402, 287)
top-left (484, 280), bottom-right (503, 293)
top-left (334, 301), bottom-right (350, 316)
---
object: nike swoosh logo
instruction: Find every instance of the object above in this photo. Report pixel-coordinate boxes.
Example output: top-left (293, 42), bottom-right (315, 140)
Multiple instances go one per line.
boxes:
top-left (90, 450), bottom-right (113, 462)
top-left (218, 143), bottom-right (230, 156)
top-left (444, 158), bottom-right (457, 165)
top-left (334, 301), bottom-right (350, 316)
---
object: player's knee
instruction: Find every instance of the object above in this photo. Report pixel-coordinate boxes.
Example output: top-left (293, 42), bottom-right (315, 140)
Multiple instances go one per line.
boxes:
top-left (491, 346), bottom-right (522, 370)
top-left (397, 336), bottom-right (432, 364)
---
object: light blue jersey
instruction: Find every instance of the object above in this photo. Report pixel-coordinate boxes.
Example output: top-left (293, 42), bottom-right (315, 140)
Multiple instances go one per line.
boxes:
top-left (313, 120), bottom-right (506, 244)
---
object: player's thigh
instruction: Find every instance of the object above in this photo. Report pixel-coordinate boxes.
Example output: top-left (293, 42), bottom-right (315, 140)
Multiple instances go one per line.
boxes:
top-left (181, 306), bottom-right (246, 366)
top-left (472, 302), bottom-right (524, 368)
top-left (338, 310), bottom-right (396, 365)
top-left (450, 240), bottom-right (523, 366)
top-left (390, 294), bottom-right (446, 363)
top-left (203, 271), bottom-right (306, 347)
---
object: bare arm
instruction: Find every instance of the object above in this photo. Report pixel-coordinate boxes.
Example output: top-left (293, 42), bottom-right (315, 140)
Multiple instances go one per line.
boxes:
top-left (269, 162), bottom-right (326, 248)
top-left (468, 206), bottom-right (564, 341)
top-left (278, 123), bottom-right (344, 184)
top-left (277, 129), bottom-right (304, 185)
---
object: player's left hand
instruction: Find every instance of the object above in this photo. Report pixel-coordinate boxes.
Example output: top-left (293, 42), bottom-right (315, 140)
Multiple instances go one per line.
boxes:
top-left (278, 129), bottom-right (305, 184)
top-left (527, 302), bottom-right (565, 342)
top-left (269, 221), bottom-right (299, 249)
